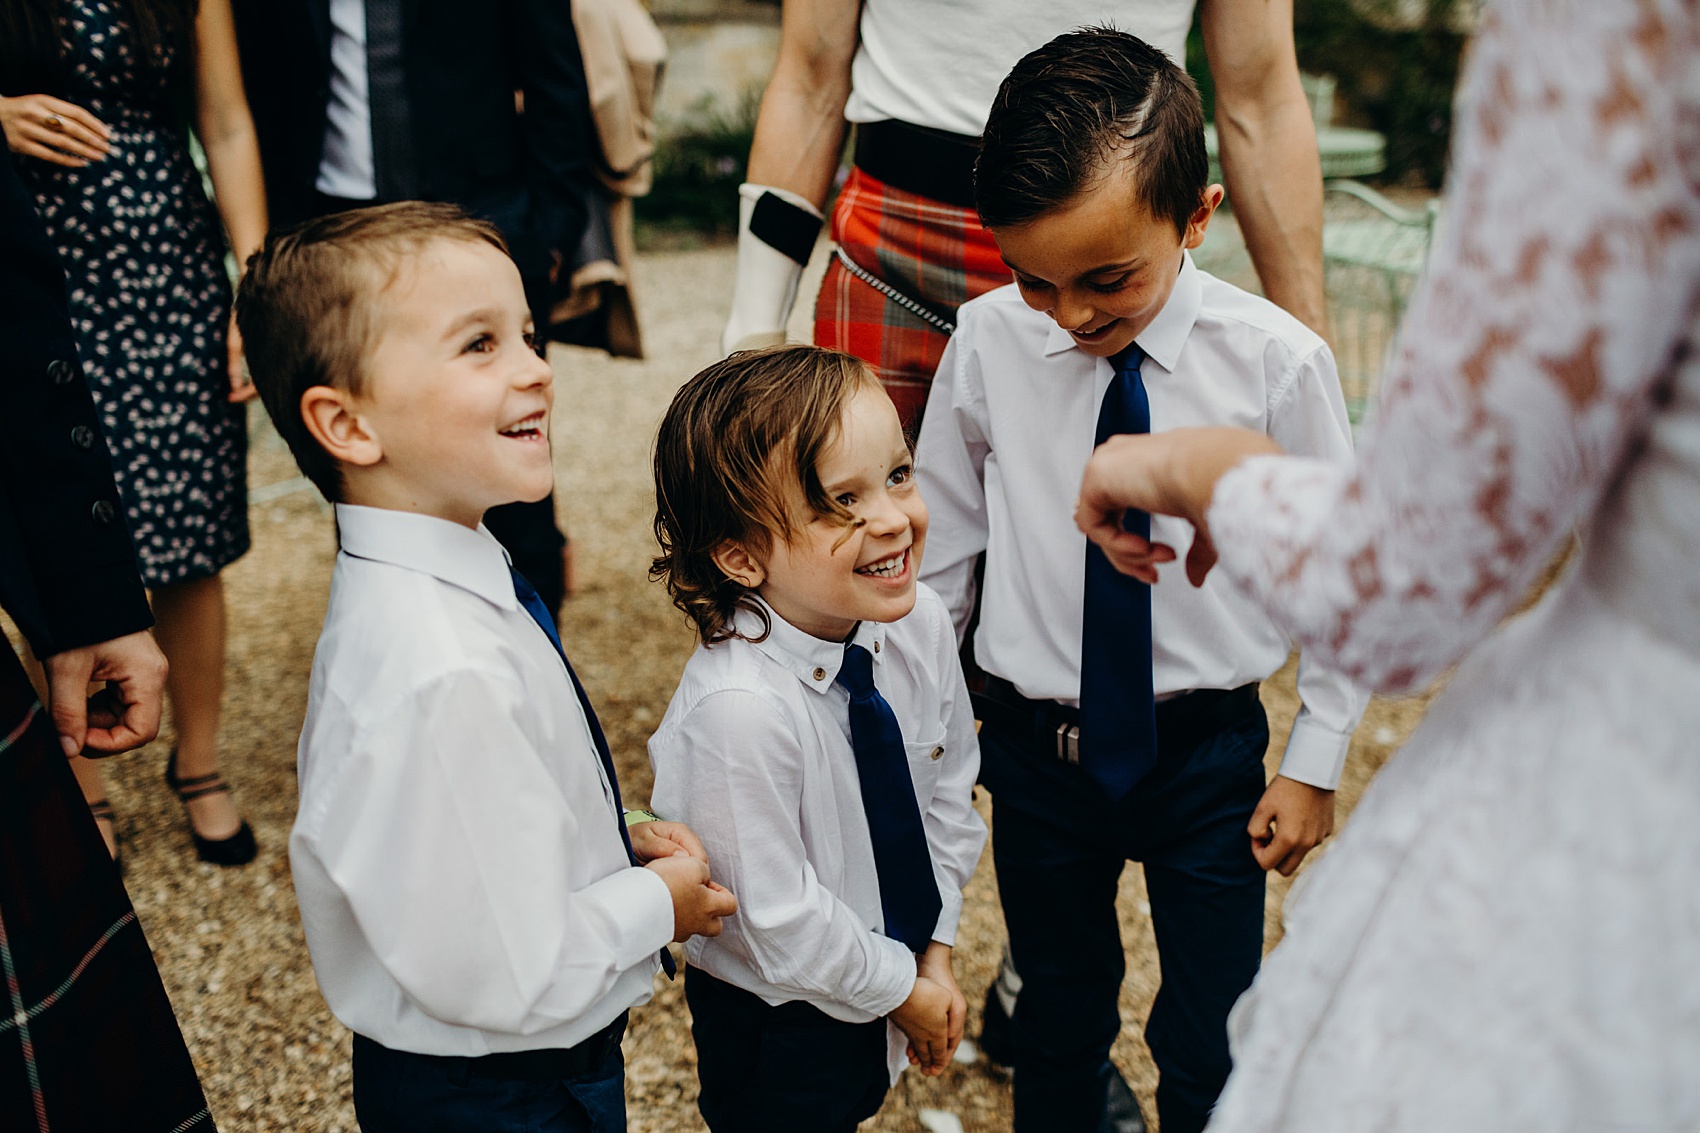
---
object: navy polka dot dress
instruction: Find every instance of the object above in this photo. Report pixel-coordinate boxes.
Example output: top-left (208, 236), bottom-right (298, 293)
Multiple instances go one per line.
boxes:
top-left (20, 0), bottom-right (249, 587)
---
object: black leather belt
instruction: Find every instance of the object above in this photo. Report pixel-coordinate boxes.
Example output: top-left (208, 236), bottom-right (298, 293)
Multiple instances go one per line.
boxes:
top-left (853, 119), bottom-right (982, 209)
top-left (443, 1011), bottom-right (626, 1081)
top-left (973, 676), bottom-right (1261, 765)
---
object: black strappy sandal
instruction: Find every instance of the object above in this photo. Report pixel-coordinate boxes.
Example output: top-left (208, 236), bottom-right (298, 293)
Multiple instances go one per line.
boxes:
top-left (87, 797), bottom-right (121, 872)
top-left (165, 749), bottom-right (257, 866)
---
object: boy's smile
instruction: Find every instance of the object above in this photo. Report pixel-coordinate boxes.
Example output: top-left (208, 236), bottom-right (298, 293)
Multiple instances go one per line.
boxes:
top-left (991, 162), bottom-right (1222, 359)
top-left (349, 239), bottom-right (556, 528)
top-left (754, 383), bottom-right (929, 642)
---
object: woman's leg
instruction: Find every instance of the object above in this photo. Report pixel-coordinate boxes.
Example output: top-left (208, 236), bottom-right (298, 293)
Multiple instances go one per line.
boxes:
top-left (150, 573), bottom-right (243, 839)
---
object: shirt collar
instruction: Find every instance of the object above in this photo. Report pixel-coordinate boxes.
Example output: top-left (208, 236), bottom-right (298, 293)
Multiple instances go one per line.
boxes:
top-left (732, 596), bottom-right (890, 695)
top-left (1041, 249), bottom-right (1202, 374)
top-left (335, 504), bottom-right (520, 611)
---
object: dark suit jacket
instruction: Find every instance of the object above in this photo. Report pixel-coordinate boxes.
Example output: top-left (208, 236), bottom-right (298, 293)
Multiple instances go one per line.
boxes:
top-left (0, 153), bottom-right (151, 658)
top-left (231, 0), bottom-right (596, 282)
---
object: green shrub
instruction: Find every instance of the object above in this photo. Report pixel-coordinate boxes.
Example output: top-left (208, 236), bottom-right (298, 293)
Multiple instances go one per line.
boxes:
top-left (637, 93), bottom-right (761, 240)
top-left (1189, 0), bottom-right (1467, 188)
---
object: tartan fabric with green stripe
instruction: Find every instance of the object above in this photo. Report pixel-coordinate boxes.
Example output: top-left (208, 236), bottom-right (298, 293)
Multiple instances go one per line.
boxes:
top-left (0, 646), bottom-right (213, 1132)
top-left (814, 167), bottom-right (1012, 434)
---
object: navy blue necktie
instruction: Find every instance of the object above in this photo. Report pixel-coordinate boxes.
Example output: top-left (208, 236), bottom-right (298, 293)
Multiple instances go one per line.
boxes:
top-left (836, 643), bottom-right (941, 954)
top-left (512, 567), bottom-right (676, 978)
top-left (1078, 345), bottom-right (1159, 799)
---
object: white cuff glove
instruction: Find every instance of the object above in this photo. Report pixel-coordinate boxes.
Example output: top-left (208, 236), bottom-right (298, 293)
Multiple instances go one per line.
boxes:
top-left (721, 183), bottom-right (824, 356)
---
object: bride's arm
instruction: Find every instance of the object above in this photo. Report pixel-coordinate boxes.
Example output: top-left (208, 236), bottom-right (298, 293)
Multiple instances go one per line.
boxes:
top-left (1198, 0), bottom-right (1700, 694)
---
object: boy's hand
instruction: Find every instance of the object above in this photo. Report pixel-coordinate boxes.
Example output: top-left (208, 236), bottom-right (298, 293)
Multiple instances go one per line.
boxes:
top-left (916, 943), bottom-right (966, 1067)
top-left (646, 855), bottom-right (738, 942)
top-left (628, 820), bottom-right (709, 864)
top-left (889, 974), bottom-right (954, 1076)
top-left (1249, 775), bottom-right (1335, 876)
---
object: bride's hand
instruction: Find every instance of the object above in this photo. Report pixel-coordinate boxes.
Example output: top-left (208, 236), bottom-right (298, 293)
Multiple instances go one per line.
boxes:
top-left (1076, 428), bottom-right (1283, 587)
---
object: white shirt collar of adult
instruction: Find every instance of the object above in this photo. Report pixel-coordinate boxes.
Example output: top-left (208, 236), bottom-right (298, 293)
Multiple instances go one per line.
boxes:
top-left (730, 595), bottom-right (891, 694)
top-left (335, 503), bottom-right (520, 613)
top-left (1041, 249), bottom-right (1204, 374)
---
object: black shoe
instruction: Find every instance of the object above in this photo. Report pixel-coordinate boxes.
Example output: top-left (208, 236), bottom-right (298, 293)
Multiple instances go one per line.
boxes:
top-left (166, 749), bottom-right (258, 866)
top-left (1100, 1069), bottom-right (1149, 1133)
top-left (979, 977), bottom-right (1015, 1072)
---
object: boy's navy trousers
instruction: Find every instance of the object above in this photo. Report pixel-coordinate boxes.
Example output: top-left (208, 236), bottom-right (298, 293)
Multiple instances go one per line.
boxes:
top-left (351, 1015), bottom-right (628, 1132)
top-left (977, 679), bottom-right (1271, 1133)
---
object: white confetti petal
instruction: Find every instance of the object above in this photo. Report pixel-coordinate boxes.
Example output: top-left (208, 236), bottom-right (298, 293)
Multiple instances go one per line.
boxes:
top-left (918, 1109), bottom-right (966, 1133)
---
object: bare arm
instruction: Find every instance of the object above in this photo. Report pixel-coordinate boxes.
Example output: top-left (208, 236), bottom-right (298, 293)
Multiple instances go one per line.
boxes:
top-left (743, 0), bottom-right (862, 209)
top-left (1201, 0), bottom-right (1327, 336)
top-left (193, 0), bottom-right (267, 271)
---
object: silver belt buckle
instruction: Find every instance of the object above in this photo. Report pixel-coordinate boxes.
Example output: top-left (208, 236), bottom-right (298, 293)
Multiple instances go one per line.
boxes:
top-left (1056, 722), bottom-right (1080, 764)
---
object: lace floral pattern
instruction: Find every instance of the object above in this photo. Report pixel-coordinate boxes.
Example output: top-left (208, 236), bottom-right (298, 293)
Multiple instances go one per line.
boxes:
top-left (1199, 3), bottom-right (1700, 1128)
top-left (1209, 0), bottom-right (1700, 694)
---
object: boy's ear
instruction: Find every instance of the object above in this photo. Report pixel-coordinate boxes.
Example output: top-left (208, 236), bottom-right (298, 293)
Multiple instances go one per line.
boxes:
top-left (301, 386), bottom-right (383, 469)
top-left (1183, 184), bottom-right (1227, 252)
top-left (710, 540), bottom-right (766, 590)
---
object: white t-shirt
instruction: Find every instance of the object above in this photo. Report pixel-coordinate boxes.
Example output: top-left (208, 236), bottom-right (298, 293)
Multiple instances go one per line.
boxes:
top-left (845, 0), bottom-right (1196, 136)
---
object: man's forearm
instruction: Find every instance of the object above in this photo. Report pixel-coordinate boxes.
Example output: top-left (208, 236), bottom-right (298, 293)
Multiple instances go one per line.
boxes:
top-left (745, 71), bottom-right (852, 209)
top-left (1216, 94), bottom-right (1328, 337)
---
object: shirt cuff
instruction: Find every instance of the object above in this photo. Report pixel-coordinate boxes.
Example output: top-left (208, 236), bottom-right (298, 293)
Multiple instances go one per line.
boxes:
top-left (594, 865), bottom-right (678, 972)
top-left (931, 888), bottom-right (964, 949)
top-left (1274, 717), bottom-right (1352, 791)
top-left (847, 936), bottom-right (920, 1019)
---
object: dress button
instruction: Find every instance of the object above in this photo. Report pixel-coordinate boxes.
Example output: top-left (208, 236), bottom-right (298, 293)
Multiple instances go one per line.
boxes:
top-left (930, 746), bottom-right (944, 761)
top-left (90, 499), bottom-right (117, 525)
top-left (47, 359), bottom-right (74, 385)
top-left (812, 667), bottom-right (826, 682)
top-left (70, 425), bottom-right (94, 450)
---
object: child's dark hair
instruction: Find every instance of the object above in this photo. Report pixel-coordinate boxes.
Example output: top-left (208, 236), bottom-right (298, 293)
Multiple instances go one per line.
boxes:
top-left (975, 26), bottom-right (1208, 234)
top-left (233, 201), bottom-right (509, 502)
top-left (652, 345), bottom-right (879, 644)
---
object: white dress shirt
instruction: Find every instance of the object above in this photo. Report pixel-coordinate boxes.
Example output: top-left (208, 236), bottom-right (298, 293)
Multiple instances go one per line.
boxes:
top-left (648, 587), bottom-right (986, 1080)
top-left (845, 0), bottom-right (1194, 136)
top-left (916, 255), bottom-right (1368, 789)
top-left (290, 505), bottom-right (674, 1056)
top-left (317, 0), bottom-right (378, 199)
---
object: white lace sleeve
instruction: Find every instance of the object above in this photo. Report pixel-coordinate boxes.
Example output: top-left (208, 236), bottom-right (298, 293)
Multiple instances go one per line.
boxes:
top-left (1208, 0), bottom-right (1700, 694)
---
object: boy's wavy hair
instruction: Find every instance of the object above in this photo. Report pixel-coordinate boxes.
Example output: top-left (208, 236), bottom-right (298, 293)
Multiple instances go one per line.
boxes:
top-left (651, 345), bottom-right (876, 644)
top-left (975, 26), bottom-right (1208, 234)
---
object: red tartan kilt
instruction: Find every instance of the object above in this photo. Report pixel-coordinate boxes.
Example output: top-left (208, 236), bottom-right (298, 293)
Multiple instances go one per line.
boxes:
top-left (0, 645), bottom-right (213, 1131)
top-left (814, 166), bottom-right (1012, 435)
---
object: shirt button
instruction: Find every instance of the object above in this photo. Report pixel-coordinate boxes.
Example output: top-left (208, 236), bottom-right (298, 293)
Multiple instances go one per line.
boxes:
top-left (70, 425), bottom-right (94, 450)
top-left (930, 746), bottom-right (944, 761)
top-left (90, 499), bottom-right (117, 525)
top-left (873, 641), bottom-right (881, 654)
top-left (47, 359), bottom-right (74, 385)
top-left (812, 667), bottom-right (826, 682)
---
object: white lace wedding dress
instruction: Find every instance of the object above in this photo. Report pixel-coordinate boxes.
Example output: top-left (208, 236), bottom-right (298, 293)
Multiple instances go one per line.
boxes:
top-left (1201, 2), bottom-right (1700, 1128)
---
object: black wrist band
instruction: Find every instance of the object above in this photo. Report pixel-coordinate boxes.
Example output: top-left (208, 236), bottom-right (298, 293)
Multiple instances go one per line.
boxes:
top-left (750, 191), bottom-right (823, 266)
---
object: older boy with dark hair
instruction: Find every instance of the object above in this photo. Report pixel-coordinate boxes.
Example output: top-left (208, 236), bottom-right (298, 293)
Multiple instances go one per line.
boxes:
top-left (236, 201), bottom-right (738, 1133)
top-left (916, 29), bottom-right (1365, 1133)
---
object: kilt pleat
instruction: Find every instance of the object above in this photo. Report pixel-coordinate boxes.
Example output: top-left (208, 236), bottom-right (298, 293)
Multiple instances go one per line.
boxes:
top-left (0, 645), bottom-right (214, 1132)
top-left (815, 166), bottom-right (1012, 433)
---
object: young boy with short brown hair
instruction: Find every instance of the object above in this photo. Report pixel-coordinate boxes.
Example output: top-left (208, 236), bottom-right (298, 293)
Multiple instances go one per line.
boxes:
top-left (236, 201), bottom-right (737, 1133)
top-left (917, 28), bottom-right (1366, 1133)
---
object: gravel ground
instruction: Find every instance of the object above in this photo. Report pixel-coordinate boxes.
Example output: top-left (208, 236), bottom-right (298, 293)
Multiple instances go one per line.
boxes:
top-left (7, 237), bottom-right (1433, 1132)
